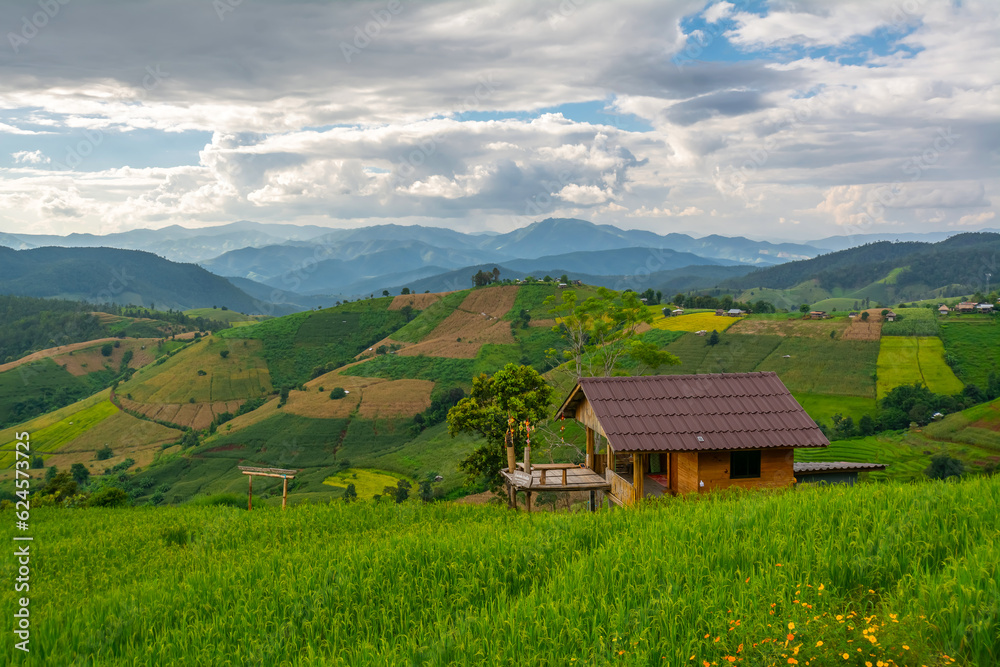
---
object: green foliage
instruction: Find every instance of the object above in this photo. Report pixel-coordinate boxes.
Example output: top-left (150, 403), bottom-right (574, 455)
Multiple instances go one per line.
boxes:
top-left (329, 387), bottom-right (347, 400)
top-left (344, 354), bottom-right (475, 388)
top-left (706, 330), bottom-right (720, 346)
top-left (100, 343), bottom-right (114, 357)
top-left (881, 308), bottom-right (940, 336)
top-left (87, 487), bottom-right (130, 508)
top-left (0, 295), bottom-right (107, 363)
top-left (96, 444), bottom-right (114, 461)
top-left (187, 493), bottom-right (245, 509)
top-left (6, 477), bottom-right (1000, 665)
top-left (343, 483), bottom-right (357, 502)
top-left (70, 462), bottom-right (90, 485)
top-left (939, 320), bottom-right (1000, 387)
top-left (925, 453), bottom-right (965, 480)
top-left (219, 350), bottom-right (230, 359)
top-left (447, 363), bottom-right (556, 490)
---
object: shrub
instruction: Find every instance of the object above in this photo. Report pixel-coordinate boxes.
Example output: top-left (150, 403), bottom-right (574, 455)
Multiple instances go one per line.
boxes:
top-left (101, 343), bottom-right (114, 357)
top-left (88, 487), bottom-right (129, 508)
top-left (926, 454), bottom-right (964, 480)
top-left (329, 387), bottom-right (347, 400)
top-left (96, 445), bottom-right (113, 461)
top-left (220, 350), bottom-right (230, 359)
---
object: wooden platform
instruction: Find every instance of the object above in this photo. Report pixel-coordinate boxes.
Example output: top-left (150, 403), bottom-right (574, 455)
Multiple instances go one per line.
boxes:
top-left (500, 466), bottom-right (611, 492)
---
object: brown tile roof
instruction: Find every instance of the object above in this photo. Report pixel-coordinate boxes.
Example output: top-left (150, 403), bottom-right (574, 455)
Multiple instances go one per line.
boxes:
top-left (558, 372), bottom-right (829, 453)
top-left (794, 461), bottom-right (887, 474)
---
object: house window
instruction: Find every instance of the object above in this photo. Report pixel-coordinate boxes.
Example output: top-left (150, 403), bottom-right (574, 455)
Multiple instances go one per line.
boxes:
top-left (730, 450), bottom-right (761, 479)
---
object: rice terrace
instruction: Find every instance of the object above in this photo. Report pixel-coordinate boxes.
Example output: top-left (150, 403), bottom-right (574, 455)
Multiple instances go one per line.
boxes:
top-left (1, 2), bottom-right (1000, 664)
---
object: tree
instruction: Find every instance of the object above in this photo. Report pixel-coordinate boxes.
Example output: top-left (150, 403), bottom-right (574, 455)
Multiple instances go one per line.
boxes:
top-left (219, 350), bottom-right (230, 359)
top-left (343, 483), bottom-right (357, 502)
top-left (447, 363), bottom-right (555, 490)
top-left (400, 305), bottom-right (414, 322)
top-left (706, 330), bottom-right (720, 346)
top-left (330, 387), bottom-right (347, 400)
top-left (382, 290), bottom-right (390, 297)
top-left (545, 287), bottom-right (656, 379)
top-left (45, 466), bottom-right (58, 482)
top-left (492, 267), bottom-right (501, 283)
top-left (799, 304), bottom-right (810, 314)
top-left (96, 445), bottom-right (113, 461)
top-left (861, 311), bottom-right (870, 321)
top-left (401, 287), bottom-right (410, 295)
top-left (30, 455), bottom-right (44, 469)
top-left (673, 294), bottom-right (685, 309)
top-left (88, 487), bottom-right (129, 508)
top-left (419, 480), bottom-right (434, 502)
top-left (925, 454), bottom-right (964, 480)
top-left (560, 274), bottom-right (569, 285)
top-left (627, 339), bottom-right (680, 376)
top-left (101, 343), bottom-right (114, 357)
top-left (70, 462), bottom-right (90, 486)
top-left (384, 479), bottom-right (411, 503)
top-left (43, 471), bottom-right (77, 499)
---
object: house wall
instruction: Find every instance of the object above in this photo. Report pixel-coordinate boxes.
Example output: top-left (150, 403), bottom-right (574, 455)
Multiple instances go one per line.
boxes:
top-left (573, 398), bottom-right (607, 439)
top-left (675, 451), bottom-right (699, 494)
top-left (696, 448), bottom-right (795, 492)
top-left (796, 472), bottom-right (859, 486)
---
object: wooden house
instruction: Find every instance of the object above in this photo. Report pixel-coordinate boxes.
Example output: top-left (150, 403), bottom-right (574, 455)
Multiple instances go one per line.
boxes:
top-left (957, 302), bottom-right (977, 313)
top-left (727, 308), bottom-right (745, 317)
top-left (884, 310), bottom-right (896, 322)
top-left (715, 309), bottom-right (725, 316)
top-left (938, 305), bottom-right (950, 315)
top-left (977, 303), bottom-right (994, 313)
top-left (809, 310), bottom-right (827, 319)
top-left (794, 461), bottom-right (886, 486)
top-left (555, 373), bottom-right (830, 506)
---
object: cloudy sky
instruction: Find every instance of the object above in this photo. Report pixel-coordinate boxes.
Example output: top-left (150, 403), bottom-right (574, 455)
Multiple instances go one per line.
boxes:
top-left (0, 0), bottom-right (997, 240)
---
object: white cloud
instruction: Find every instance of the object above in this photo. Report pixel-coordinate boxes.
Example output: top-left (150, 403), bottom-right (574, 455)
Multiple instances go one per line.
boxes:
top-left (952, 211), bottom-right (996, 227)
top-left (703, 2), bottom-right (734, 24)
top-left (11, 150), bottom-right (50, 165)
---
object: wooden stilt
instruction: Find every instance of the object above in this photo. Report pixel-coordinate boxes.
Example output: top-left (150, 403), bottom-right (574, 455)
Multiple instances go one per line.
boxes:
top-left (589, 489), bottom-right (596, 512)
top-left (282, 477), bottom-right (288, 510)
top-left (248, 474), bottom-right (253, 511)
top-left (526, 491), bottom-right (532, 513)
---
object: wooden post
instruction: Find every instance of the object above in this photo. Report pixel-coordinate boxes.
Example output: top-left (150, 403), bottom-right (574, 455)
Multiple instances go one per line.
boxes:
top-left (586, 427), bottom-right (595, 469)
top-left (589, 489), bottom-right (596, 512)
top-left (282, 477), bottom-right (288, 510)
top-left (526, 490), bottom-right (532, 513)
top-left (634, 453), bottom-right (645, 501)
top-left (248, 474), bottom-right (253, 511)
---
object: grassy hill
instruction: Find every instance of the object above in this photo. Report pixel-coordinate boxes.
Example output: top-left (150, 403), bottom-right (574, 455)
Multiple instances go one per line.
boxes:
top-left (722, 232), bottom-right (1000, 307)
top-left (3, 282), bottom-right (998, 507)
top-left (4, 476), bottom-right (997, 665)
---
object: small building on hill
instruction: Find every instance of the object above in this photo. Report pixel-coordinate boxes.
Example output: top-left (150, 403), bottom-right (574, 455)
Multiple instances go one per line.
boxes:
top-left (555, 373), bottom-right (831, 506)
top-left (884, 310), bottom-right (896, 322)
top-left (938, 305), bottom-right (950, 315)
top-left (715, 309), bottom-right (725, 316)
top-left (727, 308), bottom-right (745, 317)
top-left (848, 312), bottom-right (859, 318)
top-left (809, 310), bottom-right (828, 319)
top-left (977, 303), bottom-right (994, 313)
top-left (956, 302), bottom-right (977, 313)
top-left (794, 461), bottom-right (887, 486)
top-left (672, 308), bottom-right (684, 316)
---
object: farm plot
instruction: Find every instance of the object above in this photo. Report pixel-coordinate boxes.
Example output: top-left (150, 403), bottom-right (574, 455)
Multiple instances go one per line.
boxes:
top-left (43, 410), bottom-right (182, 472)
top-left (396, 286), bottom-right (518, 358)
top-left (651, 333), bottom-right (783, 376)
top-left (118, 395), bottom-right (246, 431)
top-left (120, 337), bottom-right (271, 404)
top-left (0, 398), bottom-right (118, 469)
top-left (357, 379), bottom-right (434, 419)
top-left (728, 316), bottom-right (849, 339)
top-left (939, 319), bottom-right (1000, 387)
top-left (841, 309), bottom-right (884, 340)
top-left (756, 338), bottom-right (879, 398)
top-left (881, 308), bottom-right (939, 336)
top-left (322, 468), bottom-right (408, 499)
top-left (649, 311), bottom-right (741, 333)
top-left (54, 338), bottom-right (159, 376)
top-left (876, 336), bottom-right (964, 398)
top-left (388, 292), bottom-right (447, 310)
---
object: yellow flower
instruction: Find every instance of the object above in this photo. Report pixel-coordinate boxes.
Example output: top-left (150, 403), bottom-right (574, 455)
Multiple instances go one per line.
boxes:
top-left (902, 645), bottom-right (909, 650)
top-left (788, 622), bottom-right (795, 630)
top-left (815, 641), bottom-right (823, 647)
top-left (819, 584), bottom-right (825, 591)
top-left (842, 653), bottom-right (850, 660)
top-left (867, 635), bottom-right (877, 644)
top-left (836, 615), bottom-right (844, 621)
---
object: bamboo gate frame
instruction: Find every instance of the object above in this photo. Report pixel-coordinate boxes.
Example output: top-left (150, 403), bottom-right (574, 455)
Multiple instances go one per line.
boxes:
top-left (238, 466), bottom-right (299, 510)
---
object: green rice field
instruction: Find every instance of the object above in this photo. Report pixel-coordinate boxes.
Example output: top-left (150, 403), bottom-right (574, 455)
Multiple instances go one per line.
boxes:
top-left (876, 336), bottom-right (964, 398)
top-left (3, 476), bottom-right (997, 665)
top-left (938, 319), bottom-right (1000, 387)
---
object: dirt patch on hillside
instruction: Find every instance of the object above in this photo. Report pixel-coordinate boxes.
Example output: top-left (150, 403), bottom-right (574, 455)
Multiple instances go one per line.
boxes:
top-left (118, 396), bottom-right (245, 430)
top-left (0, 337), bottom-right (120, 374)
top-left (728, 318), bottom-right (850, 339)
top-left (286, 386), bottom-right (362, 419)
top-left (358, 379), bottom-right (434, 418)
top-left (55, 339), bottom-right (159, 376)
top-left (388, 292), bottom-right (449, 310)
top-left (354, 338), bottom-right (411, 360)
top-left (842, 310), bottom-right (884, 341)
top-left (396, 286), bottom-right (519, 358)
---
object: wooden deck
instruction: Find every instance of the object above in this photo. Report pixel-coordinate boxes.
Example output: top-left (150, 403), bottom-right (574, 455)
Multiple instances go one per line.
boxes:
top-left (500, 466), bottom-right (611, 492)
